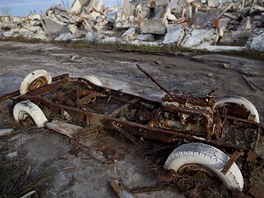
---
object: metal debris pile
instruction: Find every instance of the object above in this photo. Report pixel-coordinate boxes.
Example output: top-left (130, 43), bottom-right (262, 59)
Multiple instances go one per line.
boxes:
top-left (0, 0), bottom-right (264, 50)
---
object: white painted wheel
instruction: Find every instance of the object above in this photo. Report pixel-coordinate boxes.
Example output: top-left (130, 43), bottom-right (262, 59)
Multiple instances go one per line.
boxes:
top-left (13, 101), bottom-right (48, 128)
top-left (216, 96), bottom-right (259, 123)
top-left (164, 143), bottom-right (244, 191)
top-left (82, 75), bottom-right (102, 86)
top-left (20, 70), bottom-right (52, 95)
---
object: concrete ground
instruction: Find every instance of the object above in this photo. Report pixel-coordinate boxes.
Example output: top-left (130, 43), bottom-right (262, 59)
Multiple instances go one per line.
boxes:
top-left (0, 41), bottom-right (263, 197)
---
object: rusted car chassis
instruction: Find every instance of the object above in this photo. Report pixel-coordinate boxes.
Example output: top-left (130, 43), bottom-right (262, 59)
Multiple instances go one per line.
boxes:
top-left (0, 69), bottom-right (263, 192)
top-left (1, 73), bottom-right (263, 154)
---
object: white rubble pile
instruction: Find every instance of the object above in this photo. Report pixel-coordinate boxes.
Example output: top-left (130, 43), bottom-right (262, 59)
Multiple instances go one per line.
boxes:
top-left (0, 0), bottom-right (263, 52)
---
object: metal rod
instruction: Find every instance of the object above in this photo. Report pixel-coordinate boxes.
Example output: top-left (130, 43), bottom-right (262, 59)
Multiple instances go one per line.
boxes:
top-left (254, 126), bottom-right (261, 152)
top-left (137, 64), bottom-right (173, 96)
top-left (112, 121), bottom-right (139, 145)
top-left (221, 149), bottom-right (244, 175)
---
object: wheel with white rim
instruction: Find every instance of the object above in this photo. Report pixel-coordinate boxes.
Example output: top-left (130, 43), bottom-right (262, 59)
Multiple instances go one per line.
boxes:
top-left (13, 101), bottom-right (48, 128)
top-left (216, 96), bottom-right (259, 123)
top-left (164, 143), bottom-right (244, 191)
top-left (82, 75), bottom-right (102, 86)
top-left (20, 70), bottom-right (52, 95)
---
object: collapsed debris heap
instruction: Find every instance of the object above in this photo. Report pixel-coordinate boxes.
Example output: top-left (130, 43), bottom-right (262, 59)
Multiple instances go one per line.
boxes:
top-left (0, 0), bottom-right (264, 52)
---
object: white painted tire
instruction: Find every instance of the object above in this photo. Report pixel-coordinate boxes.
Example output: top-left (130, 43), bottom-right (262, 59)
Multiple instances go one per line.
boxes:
top-left (164, 143), bottom-right (244, 191)
top-left (13, 101), bottom-right (48, 128)
top-left (216, 96), bottom-right (259, 123)
top-left (82, 75), bottom-right (102, 86)
top-left (20, 70), bottom-right (52, 95)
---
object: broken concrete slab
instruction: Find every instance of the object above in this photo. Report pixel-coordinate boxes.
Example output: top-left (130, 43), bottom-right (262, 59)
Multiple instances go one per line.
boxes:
top-left (115, 3), bottom-right (140, 30)
top-left (85, 32), bottom-right (95, 42)
top-left (137, 34), bottom-right (154, 41)
top-left (85, 31), bottom-right (119, 44)
top-left (42, 17), bottom-right (69, 37)
top-left (46, 4), bottom-right (68, 16)
top-left (169, 0), bottom-right (185, 14)
top-left (140, 18), bottom-right (166, 35)
top-left (55, 33), bottom-right (78, 41)
top-left (81, 0), bottom-right (104, 16)
top-left (237, 16), bottom-right (252, 31)
top-left (182, 29), bottom-right (216, 48)
top-left (68, 24), bottom-right (79, 35)
top-left (106, 10), bottom-right (118, 24)
top-left (162, 24), bottom-right (185, 45)
top-left (0, 16), bottom-right (11, 23)
top-left (122, 27), bottom-right (136, 41)
top-left (219, 30), bottom-right (251, 46)
top-left (191, 10), bottom-right (220, 28)
top-left (248, 29), bottom-right (264, 52)
top-left (218, 18), bottom-right (231, 29)
top-left (69, 0), bottom-right (103, 14)
top-left (28, 14), bottom-right (42, 26)
top-left (134, 3), bottom-right (148, 20)
top-left (99, 36), bottom-right (119, 44)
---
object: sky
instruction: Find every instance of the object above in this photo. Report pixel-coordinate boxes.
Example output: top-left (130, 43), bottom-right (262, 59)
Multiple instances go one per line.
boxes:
top-left (0, 0), bottom-right (121, 16)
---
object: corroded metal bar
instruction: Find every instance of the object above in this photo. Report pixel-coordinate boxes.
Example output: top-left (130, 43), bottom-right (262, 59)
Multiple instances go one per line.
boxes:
top-left (26, 78), bottom-right (69, 96)
top-left (112, 121), bottom-right (139, 144)
top-left (52, 73), bottom-right (69, 81)
top-left (15, 95), bottom-right (87, 122)
top-left (221, 150), bottom-right (244, 175)
top-left (109, 98), bottom-right (140, 118)
top-left (0, 90), bottom-right (20, 103)
top-left (225, 116), bottom-right (264, 129)
top-left (254, 126), bottom-right (261, 153)
top-left (109, 179), bottom-right (136, 198)
top-left (137, 64), bottom-right (173, 96)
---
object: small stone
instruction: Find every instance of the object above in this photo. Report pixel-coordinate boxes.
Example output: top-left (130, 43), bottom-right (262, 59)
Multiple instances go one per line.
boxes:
top-left (6, 151), bottom-right (18, 158)
top-left (207, 73), bottom-right (214, 78)
top-left (155, 60), bottom-right (162, 65)
top-left (222, 63), bottom-right (230, 69)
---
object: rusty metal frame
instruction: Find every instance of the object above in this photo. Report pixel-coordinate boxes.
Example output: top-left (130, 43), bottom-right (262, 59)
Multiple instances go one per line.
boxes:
top-left (1, 73), bottom-right (263, 175)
